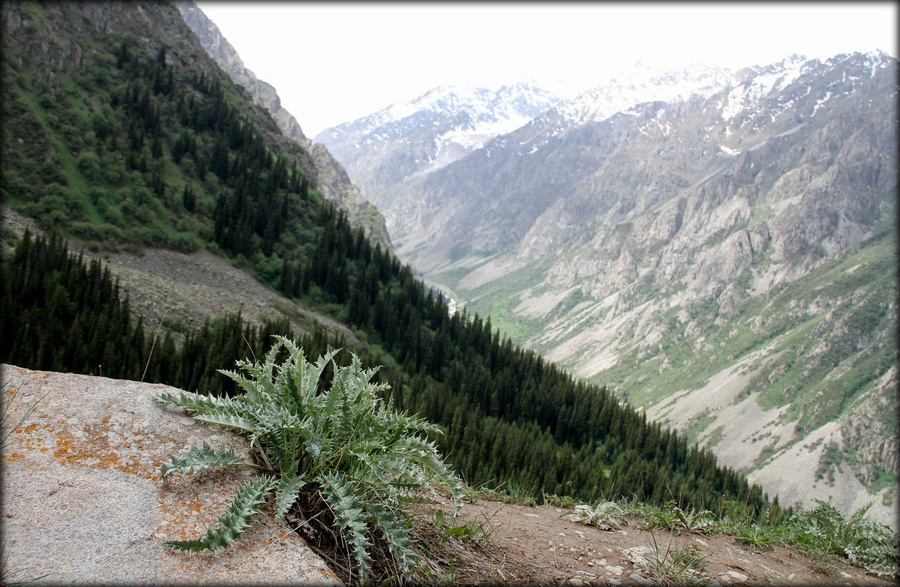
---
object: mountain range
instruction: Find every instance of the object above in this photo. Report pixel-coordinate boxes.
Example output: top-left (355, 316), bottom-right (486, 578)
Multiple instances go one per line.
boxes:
top-left (316, 51), bottom-right (899, 525)
top-left (1, 0), bottom-right (895, 530)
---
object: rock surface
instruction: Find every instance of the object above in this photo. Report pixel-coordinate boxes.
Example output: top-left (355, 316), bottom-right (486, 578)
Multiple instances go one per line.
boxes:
top-left (1, 364), bottom-right (340, 585)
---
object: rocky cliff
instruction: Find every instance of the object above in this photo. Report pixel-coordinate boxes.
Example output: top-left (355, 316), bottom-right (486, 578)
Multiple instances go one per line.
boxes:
top-left (175, 0), bottom-right (391, 248)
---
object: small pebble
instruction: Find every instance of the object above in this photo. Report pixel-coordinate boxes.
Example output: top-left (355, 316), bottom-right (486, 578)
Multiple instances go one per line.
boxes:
top-left (629, 572), bottom-right (653, 585)
top-left (725, 570), bottom-right (748, 582)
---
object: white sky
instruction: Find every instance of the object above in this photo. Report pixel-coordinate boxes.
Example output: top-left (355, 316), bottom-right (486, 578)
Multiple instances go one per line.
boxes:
top-left (194, 2), bottom-right (897, 138)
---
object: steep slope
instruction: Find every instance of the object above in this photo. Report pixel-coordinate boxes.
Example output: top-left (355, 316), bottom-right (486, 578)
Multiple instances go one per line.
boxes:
top-left (324, 52), bottom-right (898, 525)
top-left (174, 0), bottom-right (391, 248)
top-left (1, 0), bottom-right (327, 254)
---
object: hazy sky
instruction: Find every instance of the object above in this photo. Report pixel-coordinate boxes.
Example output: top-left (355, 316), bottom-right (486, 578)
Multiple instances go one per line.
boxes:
top-left (194, 2), bottom-right (897, 138)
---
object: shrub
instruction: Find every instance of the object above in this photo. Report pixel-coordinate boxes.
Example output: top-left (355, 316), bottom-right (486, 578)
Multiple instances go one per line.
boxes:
top-left (155, 337), bottom-right (464, 583)
top-left (76, 152), bottom-right (103, 183)
top-left (36, 184), bottom-right (68, 215)
top-left (167, 232), bottom-right (198, 254)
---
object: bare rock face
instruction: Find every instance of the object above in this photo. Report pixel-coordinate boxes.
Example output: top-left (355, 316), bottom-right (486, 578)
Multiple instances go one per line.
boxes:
top-left (841, 367), bottom-right (900, 483)
top-left (1, 364), bottom-right (340, 585)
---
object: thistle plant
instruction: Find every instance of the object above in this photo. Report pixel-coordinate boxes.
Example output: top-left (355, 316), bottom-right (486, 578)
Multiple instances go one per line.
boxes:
top-left (155, 337), bottom-right (464, 584)
top-left (786, 499), bottom-right (899, 577)
top-left (733, 524), bottom-right (780, 551)
top-left (570, 500), bottom-right (626, 530)
top-left (638, 500), bottom-right (715, 535)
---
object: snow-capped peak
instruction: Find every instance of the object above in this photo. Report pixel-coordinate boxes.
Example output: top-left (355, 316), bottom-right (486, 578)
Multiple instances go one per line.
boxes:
top-left (376, 83), bottom-right (562, 133)
top-left (314, 81), bottom-right (565, 188)
top-left (554, 60), bottom-right (734, 126)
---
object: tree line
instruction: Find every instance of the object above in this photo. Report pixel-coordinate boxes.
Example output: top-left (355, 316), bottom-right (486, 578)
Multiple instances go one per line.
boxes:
top-left (273, 208), bottom-right (784, 519)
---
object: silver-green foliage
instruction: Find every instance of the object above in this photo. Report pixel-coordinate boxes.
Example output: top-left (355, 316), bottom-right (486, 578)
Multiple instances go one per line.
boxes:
top-left (787, 499), bottom-right (898, 577)
top-left (635, 500), bottom-right (715, 535)
top-left (155, 337), bottom-right (464, 583)
top-left (733, 524), bottom-right (780, 551)
top-left (571, 501), bottom-right (625, 529)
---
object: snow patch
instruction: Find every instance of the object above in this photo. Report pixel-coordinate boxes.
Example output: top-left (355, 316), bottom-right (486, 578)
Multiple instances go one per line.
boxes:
top-left (811, 91), bottom-right (832, 116)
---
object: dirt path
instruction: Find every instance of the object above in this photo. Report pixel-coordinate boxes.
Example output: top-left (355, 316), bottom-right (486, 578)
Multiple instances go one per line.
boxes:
top-left (412, 496), bottom-right (893, 586)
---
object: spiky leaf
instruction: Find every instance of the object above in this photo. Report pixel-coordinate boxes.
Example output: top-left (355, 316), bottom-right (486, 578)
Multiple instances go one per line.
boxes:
top-left (274, 470), bottom-right (306, 518)
top-left (192, 411), bottom-right (257, 434)
top-left (367, 502), bottom-right (415, 573)
top-left (159, 441), bottom-right (250, 477)
top-left (164, 474), bottom-right (276, 553)
top-left (154, 390), bottom-right (235, 413)
top-left (320, 471), bottom-right (374, 583)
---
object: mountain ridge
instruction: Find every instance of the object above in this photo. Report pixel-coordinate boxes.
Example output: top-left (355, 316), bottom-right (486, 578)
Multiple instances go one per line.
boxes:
top-left (315, 81), bottom-right (563, 200)
top-left (3, 0), bottom-right (790, 530)
top-left (174, 0), bottom-right (391, 248)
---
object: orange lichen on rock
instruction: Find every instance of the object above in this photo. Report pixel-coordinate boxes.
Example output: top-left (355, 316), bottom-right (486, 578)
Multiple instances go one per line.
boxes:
top-left (154, 474), bottom-right (243, 543)
top-left (2, 452), bottom-right (27, 464)
top-left (14, 422), bottom-right (38, 435)
top-left (50, 419), bottom-right (149, 477)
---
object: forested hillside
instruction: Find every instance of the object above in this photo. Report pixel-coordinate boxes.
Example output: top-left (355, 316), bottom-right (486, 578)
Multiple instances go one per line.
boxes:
top-left (1, 1), bottom-right (781, 519)
top-left (174, 0), bottom-right (392, 249)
